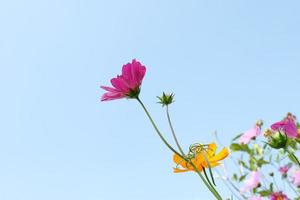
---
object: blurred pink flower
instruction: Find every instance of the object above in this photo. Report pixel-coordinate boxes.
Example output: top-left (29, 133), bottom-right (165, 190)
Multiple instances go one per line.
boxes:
top-left (241, 171), bottom-right (261, 192)
top-left (271, 114), bottom-right (298, 139)
top-left (269, 192), bottom-right (288, 200)
top-left (292, 169), bottom-right (300, 187)
top-left (249, 196), bottom-right (263, 200)
top-left (100, 59), bottom-right (146, 101)
top-left (279, 164), bottom-right (291, 176)
top-left (239, 124), bottom-right (261, 144)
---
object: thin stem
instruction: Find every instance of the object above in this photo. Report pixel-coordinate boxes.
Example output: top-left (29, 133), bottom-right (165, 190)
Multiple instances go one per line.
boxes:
top-left (286, 148), bottom-right (300, 167)
top-left (166, 105), bottom-right (185, 155)
top-left (213, 131), bottom-right (243, 176)
top-left (214, 169), bottom-right (245, 200)
top-left (136, 97), bottom-right (222, 200)
top-left (228, 181), bottom-right (247, 200)
top-left (166, 104), bottom-right (222, 192)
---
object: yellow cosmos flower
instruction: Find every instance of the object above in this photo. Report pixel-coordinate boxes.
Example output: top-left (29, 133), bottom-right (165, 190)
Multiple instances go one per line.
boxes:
top-left (173, 143), bottom-right (229, 173)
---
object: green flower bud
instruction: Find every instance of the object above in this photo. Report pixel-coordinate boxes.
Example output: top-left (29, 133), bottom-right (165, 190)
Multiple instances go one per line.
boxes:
top-left (157, 92), bottom-right (175, 107)
top-left (267, 131), bottom-right (288, 149)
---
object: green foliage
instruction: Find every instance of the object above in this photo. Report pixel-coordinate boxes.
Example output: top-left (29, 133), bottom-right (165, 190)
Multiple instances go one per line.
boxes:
top-left (230, 143), bottom-right (253, 155)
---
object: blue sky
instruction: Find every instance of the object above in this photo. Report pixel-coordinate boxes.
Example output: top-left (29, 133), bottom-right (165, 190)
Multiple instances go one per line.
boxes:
top-left (1, 0), bottom-right (300, 199)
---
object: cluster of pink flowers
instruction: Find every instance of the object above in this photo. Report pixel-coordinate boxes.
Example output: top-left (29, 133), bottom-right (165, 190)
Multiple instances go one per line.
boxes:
top-left (232, 113), bottom-right (300, 200)
top-left (242, 170), bottom-right (290, 200)
top-left (239, 114), bottom-right (298, 145)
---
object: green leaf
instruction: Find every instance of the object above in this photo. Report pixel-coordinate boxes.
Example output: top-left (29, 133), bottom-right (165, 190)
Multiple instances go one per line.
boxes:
top-left (257, 158), bottom-right (269, 167)
top-left (249, 156), bottom-right (256, 171)
top-left (239, 174), bottom-right (247, 182)
top-left (259, 190), bottom-right (272, 196)
top-left (230, 143), bottom-right (252, 155)
top-left (232, 133), bottom-right (243, 141)
top-left (270, 183), bottom-right (273, 192)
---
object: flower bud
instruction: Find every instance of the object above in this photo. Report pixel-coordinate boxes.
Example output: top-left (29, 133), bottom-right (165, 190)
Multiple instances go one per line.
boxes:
top-left (267, 131), bottom-right (288, 149)
top-left (157, 92), bottom-right (175, 107)
top-left (256, 120), bottom-right (263, 127)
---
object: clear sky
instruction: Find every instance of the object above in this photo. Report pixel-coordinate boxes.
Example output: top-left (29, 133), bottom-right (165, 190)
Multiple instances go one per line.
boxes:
top-left (1, 0), bottom-right (300, 199)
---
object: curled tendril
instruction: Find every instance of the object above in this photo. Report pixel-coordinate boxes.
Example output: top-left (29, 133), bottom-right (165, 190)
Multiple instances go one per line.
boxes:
top-left (188, 143), bottom-right (212, 158)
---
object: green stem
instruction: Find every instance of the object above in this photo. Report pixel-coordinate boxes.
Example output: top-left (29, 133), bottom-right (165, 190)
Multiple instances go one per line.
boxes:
top-left (286, 148), bottom-right (300, 167)
top-left (166, 105), bottom-right (217, 189)
top-left (166, 105), bottom-right (185, 155)
top-left (136, 97), bottom-right (222, 200)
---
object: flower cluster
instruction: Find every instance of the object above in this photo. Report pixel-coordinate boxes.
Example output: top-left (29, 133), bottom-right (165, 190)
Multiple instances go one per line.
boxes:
top-left (228, 113), bottom-right (300, 200)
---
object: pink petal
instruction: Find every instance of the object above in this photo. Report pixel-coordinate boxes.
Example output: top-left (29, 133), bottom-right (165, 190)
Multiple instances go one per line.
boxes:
top-left (121, 59), bottom-right (146, 88)
top-left (241, 171), bottom-right (261, 192)
top-left (271, 118), bottom-right (298, 139)
top-left (293, 169), bottom-right (300, 186)
top-left (248, 197), bottom-right (262, 200)
top-left (100, 86), bottom-right (120, 92)
top-left (111, 76), bottom-right (130, 93)
top-left (122, 62), bottom-right (135, 88)
top-left (284, 118), bottom-right (298, 138)
top-left (101, 91), bottom-right (125, 101)
top-left (136, 62), bottom-right (146, 85)
top-left (271, 121), bottom-right (286, 131)
top-left (239, 126), bottom-right (261, 144)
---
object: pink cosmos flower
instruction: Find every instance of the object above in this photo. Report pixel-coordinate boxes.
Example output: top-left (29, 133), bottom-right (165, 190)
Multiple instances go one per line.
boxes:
top-left (269, 192), bottom-right (288, 200)
top-left (249, 197), bottom-right (263, 200)
top-left (271, 114), bottom-right (298, 139)
top-left (100, 59), bottom-right (146, 101)
top-left (241, 171), bottom-right (261, 192)
top-left (292, 169), bottom-right (300, 187)
top-left (279, 164), bottom-right (291, 176)
top-left (239, 122), bottom-right (262, 144)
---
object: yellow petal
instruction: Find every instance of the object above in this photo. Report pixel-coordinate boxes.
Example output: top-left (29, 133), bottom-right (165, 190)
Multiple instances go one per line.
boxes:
top-left (173, 154), bottom-right (187, 168)
top-left (173, 168), bottom-right (191, 173)
top-left (209, 148), bottom-right (229, 163)
top-left (207, 143), bottom-right (217, 156)
top-left (201, 161), bottom-right (221, 168)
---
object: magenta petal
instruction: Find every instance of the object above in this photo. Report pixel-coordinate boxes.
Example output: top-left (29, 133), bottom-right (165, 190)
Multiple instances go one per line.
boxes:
top-left (123, 62), bottom-right (135, 87)
top-left (101, 91), bottom-right (125, 101)
top-left (131, 59), bottom-right (144, 86)
top-left (122, 63), bottom-right (134, 87)
top-left (271, 118), bottom-right (298, 139)
top-left (271, 121), bottom-right (286, 131)
top-left (111, 77), bottom-right (130, 93)
top-left (136, 63), bottom-right (146, 85)
top-left (100, 86), bottom-right (120, 92)
top-left (285, 118), bottom-right (298, 138)
top-left (121, 59), bottom-right (146, 89)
